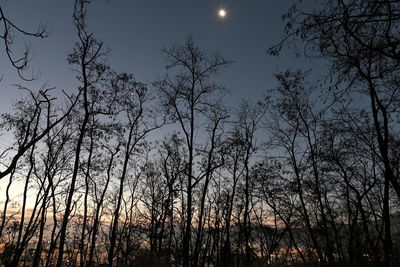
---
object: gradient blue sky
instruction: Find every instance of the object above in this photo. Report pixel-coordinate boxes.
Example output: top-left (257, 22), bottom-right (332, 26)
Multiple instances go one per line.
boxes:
top-left (0, 0), bottom-right (318, 112)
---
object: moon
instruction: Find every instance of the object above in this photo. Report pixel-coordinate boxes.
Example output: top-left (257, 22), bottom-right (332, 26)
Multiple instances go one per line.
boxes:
top-left (218, 8), bottom-right (227, 18)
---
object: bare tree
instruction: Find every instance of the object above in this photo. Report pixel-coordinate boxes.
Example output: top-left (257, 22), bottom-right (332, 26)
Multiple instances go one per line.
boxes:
top-left (107, 76), bottom-right (159, 266)
top-left (0, 5), bottom-right (47, 80)
top-left (56, 0), bottom-right (105, 265)
top-left (154, 36), bottom-right (230, 267)
top-left (270, 2), bottom-right (400, 265)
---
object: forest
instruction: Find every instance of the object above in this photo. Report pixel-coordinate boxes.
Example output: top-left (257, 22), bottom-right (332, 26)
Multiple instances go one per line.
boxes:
top-left (0, 0), bottom-right (399, 266)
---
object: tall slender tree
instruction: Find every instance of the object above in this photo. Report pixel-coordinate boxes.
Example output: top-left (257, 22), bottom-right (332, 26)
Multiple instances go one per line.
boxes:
top-left (155, 36), bottom-right (230, 267)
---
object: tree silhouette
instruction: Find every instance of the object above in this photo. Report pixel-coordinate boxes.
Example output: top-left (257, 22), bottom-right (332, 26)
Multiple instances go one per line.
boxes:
top-left (0, 5), bottom-right (47, 80)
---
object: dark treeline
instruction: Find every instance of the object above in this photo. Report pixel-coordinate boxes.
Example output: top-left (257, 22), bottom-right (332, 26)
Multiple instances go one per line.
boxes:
top-left (0, 0), bottom-right (400, 266)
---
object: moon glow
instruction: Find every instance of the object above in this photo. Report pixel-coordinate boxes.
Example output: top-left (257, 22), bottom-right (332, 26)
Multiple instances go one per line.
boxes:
top-left (218, 9), bottom-right (227, 18)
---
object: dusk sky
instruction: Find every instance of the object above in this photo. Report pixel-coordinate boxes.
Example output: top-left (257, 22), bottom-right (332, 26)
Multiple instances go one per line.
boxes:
top-left (0, 0), bottom-right (320, 202)
top-left (0, 0), bottom-right (319, 112)
top-left (1, 3), bottom-right (397, 266)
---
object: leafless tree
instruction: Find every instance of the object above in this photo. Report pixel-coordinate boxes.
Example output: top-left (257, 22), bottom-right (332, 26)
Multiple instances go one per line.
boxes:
top-left (0, 5), bottom-right (47, 80)
top-left (270, 1), bottom-right (400, 265)
top-left (154, 36), bottom-right (230, 267)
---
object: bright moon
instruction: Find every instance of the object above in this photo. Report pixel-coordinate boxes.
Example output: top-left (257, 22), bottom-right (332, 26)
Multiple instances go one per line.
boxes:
top-left (218, 9), bottom-right (227, 18)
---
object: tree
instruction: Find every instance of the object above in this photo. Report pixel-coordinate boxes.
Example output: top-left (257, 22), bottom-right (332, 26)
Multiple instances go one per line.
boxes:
top-left (56, 0), bottom-right (105, 265)
top-left (107, 74), bottom-right (159, 266)
top-left (270, 1), bottom-right (400, 265)
top-left (264, 70), bottom-right (330, 263)
top-left (155, 36), bottom-right (230, 267)
top-left (319, 107), bottom-right (385, 265)
top-left (0, 4), bottom-right (47, 80)
top-left (229, 100), bottom-right (266, 266)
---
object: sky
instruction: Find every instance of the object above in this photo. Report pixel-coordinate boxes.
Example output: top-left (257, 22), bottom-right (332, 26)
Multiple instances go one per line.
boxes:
top-left (0, 0), bottom-right (324, 207)
top-left (0, 0), bottom-right (318, 113)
